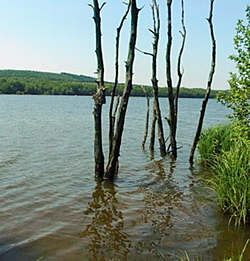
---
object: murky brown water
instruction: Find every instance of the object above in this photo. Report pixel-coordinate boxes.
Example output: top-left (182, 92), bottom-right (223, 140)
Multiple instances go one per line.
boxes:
top-left (0, 95), bottom-right (249, 261)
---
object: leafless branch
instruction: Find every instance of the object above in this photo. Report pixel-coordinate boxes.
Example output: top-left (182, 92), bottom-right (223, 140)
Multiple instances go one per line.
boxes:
top-left (189, 0), bottom-right (216, 165)
top-left (135, 47), bottom-right (153, 56)
top-left (148, 28), bottom-right (157, 36)
top-left (175, 0), bottom-right (187, 119)
top-left (100, 2), bottom-right (106, 10)
top-left (109, 1), bottom-right (131, 158)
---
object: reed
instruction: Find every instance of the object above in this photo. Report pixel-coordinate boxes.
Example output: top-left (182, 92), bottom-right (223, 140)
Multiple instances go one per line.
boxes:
top-left (210, 139), bottom-right (250, 226)
top-left (198, 124), bottom-right (250, 225)
top-left (197, 124), bottom-right (232, 166)
top-left (180, 239), bottom-right (249, 260)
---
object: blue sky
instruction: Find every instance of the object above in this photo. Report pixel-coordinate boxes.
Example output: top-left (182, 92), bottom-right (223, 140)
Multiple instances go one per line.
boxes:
top-left (0, 0), bottom-right (248, 89)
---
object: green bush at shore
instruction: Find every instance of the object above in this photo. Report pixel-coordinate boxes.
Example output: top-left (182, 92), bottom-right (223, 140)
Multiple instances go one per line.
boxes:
top-left (198, 124), bottom-right (250, 226)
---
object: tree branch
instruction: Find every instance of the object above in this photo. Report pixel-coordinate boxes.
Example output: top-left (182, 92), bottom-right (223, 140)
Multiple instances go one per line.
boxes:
top-left (109, 0), bottom-right (131, 157)
top-left (175, 0), bottom-right (187, 123)
top-left (135, 47), bottom-right (153, 56)
top-left (100, 2), bottom-right (106, 10)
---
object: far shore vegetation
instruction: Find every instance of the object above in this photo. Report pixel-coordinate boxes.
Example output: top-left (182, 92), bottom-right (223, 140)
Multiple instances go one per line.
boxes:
top-left (0, 69), bottom-right (222, 98)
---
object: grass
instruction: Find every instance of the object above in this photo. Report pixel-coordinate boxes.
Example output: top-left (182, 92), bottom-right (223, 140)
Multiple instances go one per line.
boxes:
top-left (197, 124), bottom-right (232, 166)
top-left (210, 139), bottom-right (250, 225)
top-left (180, 239), bottom-right (249, 260)
top-left (198, 124), bottom-right (250, 226)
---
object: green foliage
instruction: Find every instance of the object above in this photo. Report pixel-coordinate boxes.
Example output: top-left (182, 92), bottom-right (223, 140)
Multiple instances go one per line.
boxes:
top-left (179, 251), bottom-right (201, 261)
top-left (210, 139), bottom-right (250, 226)
top-left (217, 6), bottom-right (250, 126)
top-left (198, 124), bottom-right (250, 225)
top-left (198, 126), bottom-right (249, 225)
top-left (198, 124), bottom-right (232, 166)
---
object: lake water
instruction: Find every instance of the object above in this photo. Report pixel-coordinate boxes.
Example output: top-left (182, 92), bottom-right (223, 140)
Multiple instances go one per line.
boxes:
top-left (0, 95), bottom-right (249, 261)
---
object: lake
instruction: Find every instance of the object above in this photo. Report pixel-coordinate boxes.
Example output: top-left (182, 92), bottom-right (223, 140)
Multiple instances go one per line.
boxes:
top-left (0, 95), bottom-right (249, 260)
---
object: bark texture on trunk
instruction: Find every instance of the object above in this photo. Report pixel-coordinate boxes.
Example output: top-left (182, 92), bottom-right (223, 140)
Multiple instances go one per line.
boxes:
top-left (166, 0), bottom-right (177, 158)
top-left (91, 0), bottom-right (106, 178)
top-left (109, 2), bottom-right (131, 157)
top-left (105, 0), bottom-right (139, 179)
top-left (142, 92), bottom-right (150, 150)
top-left (150, 0), bottom-right (166, 156)
top-left (149, 106), bottom-right (157, 152)
top-left (189, 0), bottom-right (216, 165)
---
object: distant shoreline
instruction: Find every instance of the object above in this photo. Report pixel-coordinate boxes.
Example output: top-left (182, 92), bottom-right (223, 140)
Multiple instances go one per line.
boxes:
top-left (0, 69), bottom-right (224, 98)
top-left (0, 93), bottom-right (218, 99)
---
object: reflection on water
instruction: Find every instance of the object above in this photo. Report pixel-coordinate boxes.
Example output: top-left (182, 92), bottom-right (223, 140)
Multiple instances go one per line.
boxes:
top-left (140, 159), bottom-right (178, 236)
top-left (79, 182), bottom-right (130, 261)
top-left (134, 159), bottom-right (182, 260)
top-left (79, 159), bottom-right (186, 261)
top-left (0, 95), bottom-right (249, 260)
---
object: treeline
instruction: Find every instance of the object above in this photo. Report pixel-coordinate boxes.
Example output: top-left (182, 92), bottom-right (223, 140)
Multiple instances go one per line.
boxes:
top-left (0, 76), bottom-right (221, 98)
top-left (0, 69), bottom-right (96, 82)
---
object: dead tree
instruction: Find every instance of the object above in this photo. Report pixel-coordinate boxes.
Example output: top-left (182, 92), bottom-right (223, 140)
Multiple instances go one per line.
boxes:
top-left (141, 87), bottom-right (150, 150)
top-left (174, 0), bottom-right (186, 128)
top-left (90, 0), bottom-right (106, 178)
top-left (136, 0), bottom-right (166, 156)
top-left (166, 0), bottom-right (177, 158)
top-left (149, 107), bottom-right (157, 151)
top-left (150, 0), bottom-right (167, 156)
top-left (105, 0), bottom-right (140, 179)
top-left (109, 2), bottom-right (131, 157)
top-left (189, 0), bottom-right (216, 165)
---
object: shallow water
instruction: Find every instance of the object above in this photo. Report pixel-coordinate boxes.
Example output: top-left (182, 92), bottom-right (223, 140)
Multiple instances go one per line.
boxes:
top-left (0, 95), bottom-right (249, 261)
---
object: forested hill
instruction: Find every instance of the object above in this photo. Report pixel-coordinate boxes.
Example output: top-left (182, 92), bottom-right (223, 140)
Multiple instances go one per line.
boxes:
top-left (0, 69), bottom-right (222, 98)
top-left (0, 70), bottom-right (96, 82)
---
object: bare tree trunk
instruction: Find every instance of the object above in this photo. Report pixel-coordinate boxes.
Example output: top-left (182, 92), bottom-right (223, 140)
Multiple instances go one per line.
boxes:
top-left (189, 0), bottom-right (216, 165)
top-left (150, 0), bottom-right (166, 156)
top-left (166, 0), bottom-right (177, 158)
top-left (90, 0), bottom-right (106, 178)
top-left (113, 95), bottom-right (120, 120)
top-left (136, 0), bottom-right (166, 156)
top-left (149, 106), bottom-right (157, 151)
top-left (174, 0), bottom-right (186, 126)
top-left (111, 95), bottom-right (121, 147)
top-left (105, 0), bottom-right (139, 179)
top-left (142, 93), bottom-right (150, 150)
top-left (109, 2), bottom-right (131, 157)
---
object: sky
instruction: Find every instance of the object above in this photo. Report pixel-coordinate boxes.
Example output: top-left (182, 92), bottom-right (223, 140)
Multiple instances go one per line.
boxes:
top-left (0, 0), bottom-right (248, 90)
